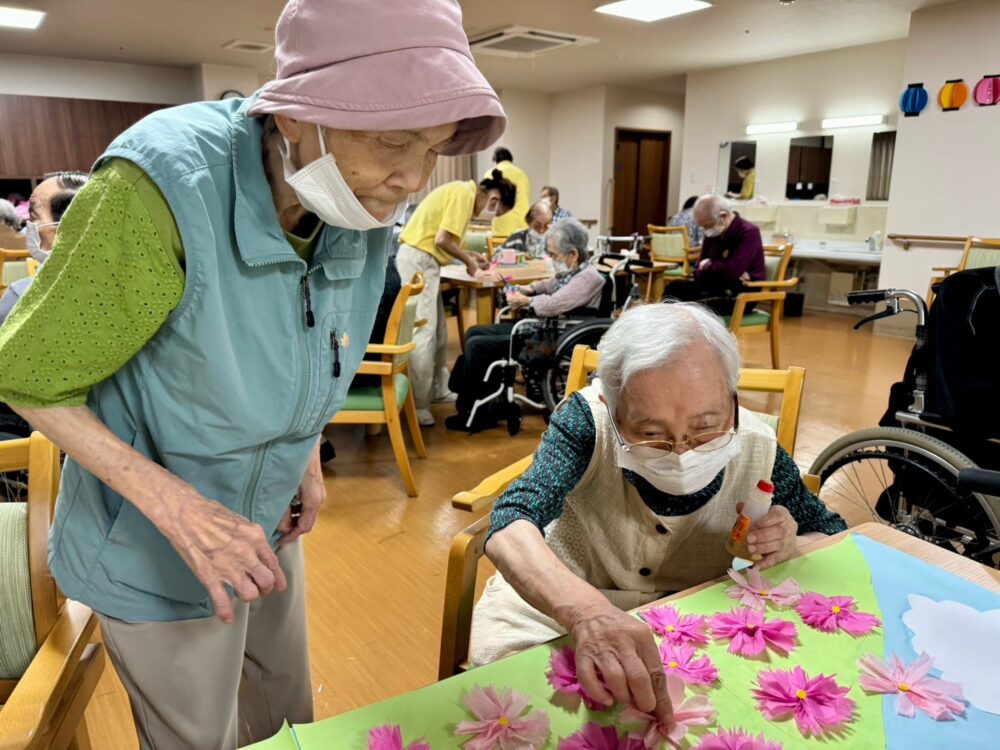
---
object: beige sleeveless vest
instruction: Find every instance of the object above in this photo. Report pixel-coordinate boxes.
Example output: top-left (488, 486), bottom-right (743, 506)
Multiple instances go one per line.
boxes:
top-left (471, 384), bottom-right (777, 665)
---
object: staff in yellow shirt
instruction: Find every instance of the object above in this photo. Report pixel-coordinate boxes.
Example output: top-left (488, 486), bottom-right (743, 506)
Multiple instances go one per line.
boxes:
top-left (397, 170), bottom-right (516, 425)
top-left (485, 147), bottom-right (530, 237)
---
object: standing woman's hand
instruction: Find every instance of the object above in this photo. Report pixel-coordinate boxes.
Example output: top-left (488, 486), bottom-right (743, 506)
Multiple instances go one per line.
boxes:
top-left (278, 441), bottom-right (327, 544)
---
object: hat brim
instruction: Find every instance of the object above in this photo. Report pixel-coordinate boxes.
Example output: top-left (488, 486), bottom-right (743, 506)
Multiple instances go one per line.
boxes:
top-left (249, 46), bottom-right (506, 156)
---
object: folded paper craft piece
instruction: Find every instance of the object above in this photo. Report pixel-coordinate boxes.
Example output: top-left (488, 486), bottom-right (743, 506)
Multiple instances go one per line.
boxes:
top-left (692, 727), bottom-right (784, 750)
top-left (557, 722), bottom-right (644, 750)
top-left (368, 724), bottom-right (431, 750)
top-left (727, 569), bottom-right (803, 611)
top-left (548, 646), bottom-right (611, 711)
top-left (620, 675), bottom-right (716, 749)
top-left (752, 666), bottom-right (855, 738)
top-left (709, 609), bottom-right (798, 657)
top-left (454, 685), bottom-right (550, 749)
top-left (638, 604), bottom-right (709, 645)
top-left (659, 642), bottom-right (719, 686)
top-left (857, 652), bottom-right (965, 721)
top-left (796, 593), bottom-right (881, 636)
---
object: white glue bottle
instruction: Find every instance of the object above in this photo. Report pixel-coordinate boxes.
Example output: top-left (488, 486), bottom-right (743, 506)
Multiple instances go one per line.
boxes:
top-left (725, 479), bottom-right (774, 563)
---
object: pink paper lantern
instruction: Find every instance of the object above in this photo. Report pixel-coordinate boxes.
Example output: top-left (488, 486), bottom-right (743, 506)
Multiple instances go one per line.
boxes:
top-left (974, 75), bottom-right (1000, 106)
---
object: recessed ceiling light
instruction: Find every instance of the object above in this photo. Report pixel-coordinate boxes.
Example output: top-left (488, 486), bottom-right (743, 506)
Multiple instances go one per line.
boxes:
top-left (0, 5), bottom-right (45, 29)
top-left (821, 114), bottom-right (886, 129)
top-left (745, 121), bottom-right (798, 135)
top-left (595, 0), bottom-right (712, 23)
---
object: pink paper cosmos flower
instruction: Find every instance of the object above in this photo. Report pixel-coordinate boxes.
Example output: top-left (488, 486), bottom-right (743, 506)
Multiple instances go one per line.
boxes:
top-left (727, 568), bottom-right (802, 611)
top-left (638, 605), bottom-right (709, 646)
top-left (558, 722), bottom-right (645, 750)
top-left (692, 728), bottom-right (783, 750)
top-left (708, 609), bottom-right (797, 657)
top-left (659, 642), bottom-right (718, 686)
top-left (858, 652), bottom-right (965, 720)
top-left (548, 645), bottom-right (610, 711)
top-left (455, 686), bottom-right (550, 750)
top-left (753, 666), bottom-right (855, 738)
top-left (796, 593), bottom-right (881, 636)
top-left (368, 724), bottom-right (431, 750)
top-left (621, 675), bottom-right (717, 749)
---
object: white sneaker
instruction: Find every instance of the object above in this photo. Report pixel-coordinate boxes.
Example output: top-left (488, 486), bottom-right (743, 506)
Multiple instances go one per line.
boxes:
top-left (416, 408), bottom-right (435, 427)
top-left (432, 389), bottom-right (458, 403)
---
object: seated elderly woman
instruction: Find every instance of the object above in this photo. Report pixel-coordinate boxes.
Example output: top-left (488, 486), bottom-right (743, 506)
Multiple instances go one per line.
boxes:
top-left (471, 302), bottom-right (846, 719)
top-left (446, 218), bottom-right (603, 432)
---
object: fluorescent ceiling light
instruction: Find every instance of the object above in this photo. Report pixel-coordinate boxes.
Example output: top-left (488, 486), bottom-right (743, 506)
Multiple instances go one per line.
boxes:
top-left (595, 0), bottom-right (712, 23)
top-left (821, 114), bottom-right (886, 129)
top-left (745, 121), bottom-right (798, 135)
top-left (0, 5), bottom-right (45, 29)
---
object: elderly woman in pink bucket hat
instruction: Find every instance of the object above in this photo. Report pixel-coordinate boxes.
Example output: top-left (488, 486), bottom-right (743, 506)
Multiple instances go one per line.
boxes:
top-left (0, 1), bottom-right (504, 747)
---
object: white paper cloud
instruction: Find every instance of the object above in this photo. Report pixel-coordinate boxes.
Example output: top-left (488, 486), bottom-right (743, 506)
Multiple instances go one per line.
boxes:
top-left (902, 594), bottom-right (1000, 715)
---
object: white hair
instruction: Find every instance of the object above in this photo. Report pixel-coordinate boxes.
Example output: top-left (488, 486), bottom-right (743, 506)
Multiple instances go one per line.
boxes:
top-left (596, 302), bottom-right (741, 417)
top-left (694, 194), bottom-right (732, 220)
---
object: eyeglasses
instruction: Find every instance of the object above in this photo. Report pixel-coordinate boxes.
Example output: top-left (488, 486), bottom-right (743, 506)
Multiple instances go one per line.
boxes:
top-left (606, 394), bottom-right (739, 458)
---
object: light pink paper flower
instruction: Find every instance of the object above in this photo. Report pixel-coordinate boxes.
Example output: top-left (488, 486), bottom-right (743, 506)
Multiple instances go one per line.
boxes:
top-left (558, 722), bottom-right (645, 750)
top-left (368, 724), bottom-right (431, 750)
top-left (621, 675), bottom-right (716, 749)
top-left (693, 728), bottom-right (783, 750)
top-left (753, 666), bottom-right (855, 738)
top-left (659, 642), bottom-right (718, 686)
top-left (858, 652), bottom-right (965, 720)
top-left (796, 593), bottom-right (881, 636)
top-left (708, 609), bottom-right (797, 657)
top-left (455, 686), bottom-right (550, 750)
top-left (548, 645), bottom-right (609, 711)
top-left (639, 605), bottom-right (709, 646)
top-left (727, 568), bottom-right (802, 611)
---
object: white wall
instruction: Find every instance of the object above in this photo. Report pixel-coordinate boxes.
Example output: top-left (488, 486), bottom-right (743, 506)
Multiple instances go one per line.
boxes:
top-left (549, 86), bottom-right (607, 226)
top-left (879, 0), bottom-right (1000, 332)
top-left (603, 86), bottom-right (686, 223)
top-left (478, 89), bottom-right (551, 201)
top-left (681, 40), bottom-right (906, 203)
top-left (193, 64), bottom-right (262, 102)
top-left (0, 52), bottom-right (196, 104)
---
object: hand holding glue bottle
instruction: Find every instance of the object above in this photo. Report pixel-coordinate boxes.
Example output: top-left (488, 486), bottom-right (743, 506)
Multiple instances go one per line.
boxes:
top-left (725, 479), bottom-right (774, 565)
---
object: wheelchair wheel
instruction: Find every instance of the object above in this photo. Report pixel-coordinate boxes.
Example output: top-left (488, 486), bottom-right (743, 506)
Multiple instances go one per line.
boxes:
top-left (506, 402), bottom-right (522, 436)
top-left (541, 319), bottom-right (614, 413)
top-left (809, 427), bottom-right (1000, 566)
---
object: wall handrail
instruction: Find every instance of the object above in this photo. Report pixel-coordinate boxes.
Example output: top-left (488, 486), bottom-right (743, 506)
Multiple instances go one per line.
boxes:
top-left (887, 234), bottom-right (968, 251)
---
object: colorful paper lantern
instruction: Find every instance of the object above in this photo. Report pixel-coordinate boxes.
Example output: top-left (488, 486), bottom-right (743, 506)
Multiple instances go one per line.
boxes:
top-left (973, 74), bottom-right (1000, 106)
top-left (899, 83), bottom-right (928, 117)
top-left (938, 79), bottom-right (969, 111)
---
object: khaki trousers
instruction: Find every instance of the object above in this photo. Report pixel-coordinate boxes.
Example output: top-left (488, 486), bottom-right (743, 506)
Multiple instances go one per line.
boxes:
top-left (97, 541), bottom-right (312, 750)
top-left (395, 244), bottom-right (447, 410)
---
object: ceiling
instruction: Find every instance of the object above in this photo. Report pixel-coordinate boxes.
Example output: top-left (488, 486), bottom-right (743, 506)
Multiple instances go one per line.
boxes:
top-left (0, 0), bottom-right (961, 94)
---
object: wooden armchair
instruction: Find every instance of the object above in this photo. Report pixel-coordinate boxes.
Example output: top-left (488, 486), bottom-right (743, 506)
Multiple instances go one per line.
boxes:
top-left (329, 274), bottom-right (428, 496)
top-left (928, 236), bottom-right (1000, 303)
top-left (724, 243), bottom-right (797, 369)
top-left (486, 236), bottom-right (508, 260)
top-left (439, 344), bottom-right (808, 680)
top-left (0, 434), bottom-right (105, 750)
top-left (647, 224), bottom-right (700, 281)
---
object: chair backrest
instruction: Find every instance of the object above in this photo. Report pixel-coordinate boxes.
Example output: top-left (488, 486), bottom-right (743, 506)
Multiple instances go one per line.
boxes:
top-left (959, 236), bottom-right (1000, 271)
top-left (381, 273), bottom-right (425, 366)
top-left (0, 434), bottom-right (61, 679)
top-left (25, 259), bottom-right (39, 278)
top-left (464, 230), bottom-right (490, 258)
top-left (762, 243), bottom-right (793, 282)
top-left (563, 344), bottom-right (805, 455)
top-left (486, 236), bottom-right (507, 260)
top-left (647, 224), bottom-right (689, 263)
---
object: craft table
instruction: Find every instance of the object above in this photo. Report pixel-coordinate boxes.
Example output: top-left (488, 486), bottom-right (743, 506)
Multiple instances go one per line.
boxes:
top-left (249, 523), bottom-right (1000, 749)
top-left (440, 259), bottom-right (553, 326)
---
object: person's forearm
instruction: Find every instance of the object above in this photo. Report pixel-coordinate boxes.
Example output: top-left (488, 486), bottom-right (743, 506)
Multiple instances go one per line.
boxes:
top-left (486, 519), bottom-right (609, 628)
top-left (436, 237), bottom-right (475, 266)
top-left (14, 405), bottom-right (200, 530)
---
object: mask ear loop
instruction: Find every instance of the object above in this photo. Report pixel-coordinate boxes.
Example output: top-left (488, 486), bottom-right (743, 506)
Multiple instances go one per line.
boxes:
top-left (315, 123), bottom-right (328, 157)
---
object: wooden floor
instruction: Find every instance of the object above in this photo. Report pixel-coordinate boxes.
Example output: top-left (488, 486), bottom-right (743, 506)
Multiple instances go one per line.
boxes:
top-left (84, 311), bottom-right (913, 748)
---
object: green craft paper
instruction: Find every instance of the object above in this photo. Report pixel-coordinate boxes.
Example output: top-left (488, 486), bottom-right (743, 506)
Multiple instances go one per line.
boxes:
top-left (284, 537), bottom-right (889, 749)
top-left (242, 720), bottom-right (301, 750)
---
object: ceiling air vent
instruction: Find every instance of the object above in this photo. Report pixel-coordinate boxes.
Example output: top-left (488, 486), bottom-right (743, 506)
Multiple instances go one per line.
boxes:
top-left (469, 26), bottom-right (597, 58)
top-left (222, 39), bottom-right (274, 53)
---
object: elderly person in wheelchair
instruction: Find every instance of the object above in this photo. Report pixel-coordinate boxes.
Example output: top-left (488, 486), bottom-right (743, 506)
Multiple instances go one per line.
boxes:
top-left (446, 218), bottom-right (604, 432)
top-left (472, 302), bottom-right (846, 720)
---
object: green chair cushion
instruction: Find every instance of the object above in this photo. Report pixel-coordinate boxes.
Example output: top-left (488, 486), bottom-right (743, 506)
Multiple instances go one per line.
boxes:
top-left (464, 231), bottom-right (490, 256)
top-left (763, 255), bottom-right (782, 282)
top-left (664, 267), bottom-right (686, 277)
top-left (0, 502), bottom-right (35, 679)
top-left (341, 373), bottom-right (410, 411)
top-left (2, 260), bottom-right (29, 287)
top-left (721, 310), bottom-right (771, 327)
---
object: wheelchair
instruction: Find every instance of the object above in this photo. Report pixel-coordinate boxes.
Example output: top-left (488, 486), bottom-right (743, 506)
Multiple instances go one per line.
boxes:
top-left (808, 283), bottom-right (1000, 567)
top-left (463, 248), bottom-right (652, 435)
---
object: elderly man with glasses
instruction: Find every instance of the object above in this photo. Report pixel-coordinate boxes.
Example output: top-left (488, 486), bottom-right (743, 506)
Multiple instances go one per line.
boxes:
top-left (471, 302), bottom-right (845, 723)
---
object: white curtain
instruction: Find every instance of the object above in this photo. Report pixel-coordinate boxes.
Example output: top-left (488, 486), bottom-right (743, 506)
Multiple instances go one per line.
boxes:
top-left (409, 154), bottom-right (475, 205)
top-left (866, 131), bottom-right (896, 201)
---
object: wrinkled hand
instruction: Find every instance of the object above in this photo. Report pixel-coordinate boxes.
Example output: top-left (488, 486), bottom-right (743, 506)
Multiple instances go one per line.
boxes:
top-left (697, 258), bottom-right (711, 270)
top-left (277, 446), bottom-right (327, 545)
top-left (159, 494), bottom-right (287, 624)
top-left (507, 291), bottom-right (531, 309)
top-left (747, 504), bottom-right (799, 570)
top-left (466, 252), bottom-right (490, 275)
top-left (739, 271), bottom-right (751, 282)
top-left (562, 601), bottom-right (672, 722)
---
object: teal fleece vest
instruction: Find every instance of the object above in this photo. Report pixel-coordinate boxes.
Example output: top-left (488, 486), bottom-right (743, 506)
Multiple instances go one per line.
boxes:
top-left (48, 95), bottom-right (389, 621)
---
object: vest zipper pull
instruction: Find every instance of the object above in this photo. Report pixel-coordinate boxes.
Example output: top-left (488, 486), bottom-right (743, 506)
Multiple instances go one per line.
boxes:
top-left (302, 274), bottom-right (315, 328)
top-left (330, 329), bottom-right (341, 378)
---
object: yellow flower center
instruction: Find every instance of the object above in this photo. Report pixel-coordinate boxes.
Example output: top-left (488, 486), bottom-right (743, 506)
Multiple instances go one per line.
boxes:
top-left (760, 590), bottom-right (769, 596)
top-left (666, 625), bottom-right (675, 632)
top-left (668, 661), bottom-right (679, 668)
top-left (746, 623), bottom-right (757, 631)
top-left (795, 689), bottom-right (808, 700)
top-left (898, 683), bottom-right (910, 693)
top-left (831, 605), bottom-right (842, 614)
top-left (498, 716), bottom-right (510, 727)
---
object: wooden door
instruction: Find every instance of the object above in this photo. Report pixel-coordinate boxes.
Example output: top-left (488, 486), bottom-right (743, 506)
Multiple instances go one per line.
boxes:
top-left (612, 129), bottom-right (670, 235)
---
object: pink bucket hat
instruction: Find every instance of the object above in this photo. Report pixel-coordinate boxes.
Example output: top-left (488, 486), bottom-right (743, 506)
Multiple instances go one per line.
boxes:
top-left (249, 0), bottom-right (506, 155)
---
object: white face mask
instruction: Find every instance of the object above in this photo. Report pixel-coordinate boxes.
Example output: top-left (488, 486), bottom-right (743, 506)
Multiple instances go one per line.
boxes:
top-left (552, 259), bottom-right (570, 275)
top-left (25, 221), bottom-right (56, 263)
top-left (541, 197), bottom-right (552, 207)
top-left (701, 214), bottom-right (728, 239)
top-left (476, 196), bottom-right (500, 221)
top-left (616, 432), bottom-right (743, 496)
top-left (279, 124), bottom-right (406, 231)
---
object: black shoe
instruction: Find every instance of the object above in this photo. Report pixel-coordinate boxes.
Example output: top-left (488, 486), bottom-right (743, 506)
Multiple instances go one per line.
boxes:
top-left (319, 439), bottom-right (336, 464)
top-left (445, 412), bottom-right (498, 433)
